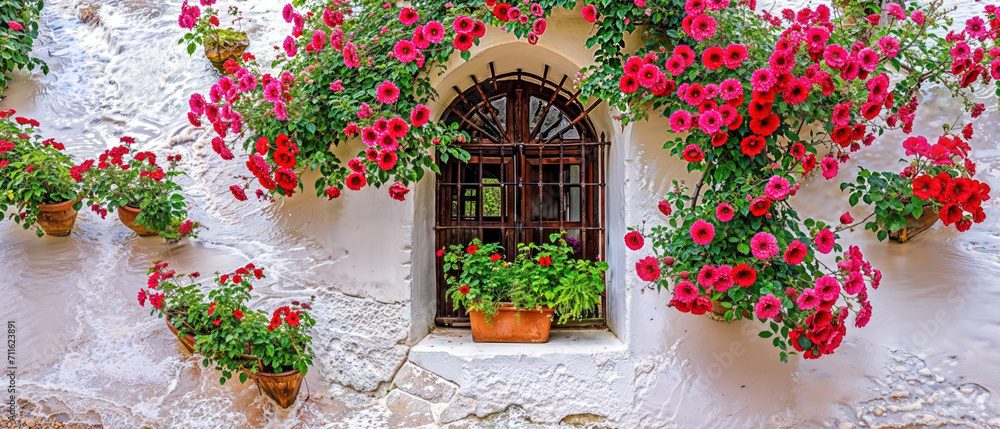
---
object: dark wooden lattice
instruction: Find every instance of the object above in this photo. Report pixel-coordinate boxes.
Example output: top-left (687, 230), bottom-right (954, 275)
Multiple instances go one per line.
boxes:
top-left (435, 63), bottom-right (608, 326)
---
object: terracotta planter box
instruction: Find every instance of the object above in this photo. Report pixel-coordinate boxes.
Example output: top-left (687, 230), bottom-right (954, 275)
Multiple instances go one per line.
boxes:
top-left (35, 200), bottom-right (79, 236)
top-left (469, 305), bottom-right (555, 343)
top-left (888, 205), bottom-right (939, 243)
top-left (117, 205), bottom-right (158, 236)
top-left (165, 313), bottom-right (198, 354)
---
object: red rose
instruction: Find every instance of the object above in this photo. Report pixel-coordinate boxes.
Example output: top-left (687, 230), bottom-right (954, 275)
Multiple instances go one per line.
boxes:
top-left (233, 310), bottom-right (244, 320)
top-left (491, 254), bottom-right (502, 262)
top-left (467, 245), bottom-right (478, 254)
top-left (539, 256), bottom-right (552, 267)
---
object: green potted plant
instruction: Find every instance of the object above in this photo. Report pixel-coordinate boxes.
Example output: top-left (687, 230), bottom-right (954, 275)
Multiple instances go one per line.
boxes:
top-left (77, 137), bottom-right (200, 242)
top-left (177, 1), bottom-right (249, 65)
top-left (0, 111), bottom-right (82, 237)
top-left (139, 261), bottom-right (316, 408)
top-left (442, 232), bottom-right (608, 343)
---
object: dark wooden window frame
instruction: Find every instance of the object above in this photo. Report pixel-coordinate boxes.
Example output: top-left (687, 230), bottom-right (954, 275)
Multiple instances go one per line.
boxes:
top-left (435, 63), bottom-right (609, 326)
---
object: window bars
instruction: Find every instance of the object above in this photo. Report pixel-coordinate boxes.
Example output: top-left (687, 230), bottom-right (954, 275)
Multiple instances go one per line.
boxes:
top-left (435, 63), bottom-right (608, 326)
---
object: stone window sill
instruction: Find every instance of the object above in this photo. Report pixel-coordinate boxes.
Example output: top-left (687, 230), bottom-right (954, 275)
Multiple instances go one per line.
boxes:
top-left (411, 328), bottom-right (625, 357)
top-left (396, 328), bottom-right (630, 424)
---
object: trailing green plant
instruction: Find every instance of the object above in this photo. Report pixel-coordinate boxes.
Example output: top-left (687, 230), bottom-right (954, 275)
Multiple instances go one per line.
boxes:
top-left (443, 232), bottom-right (608, 324)
top-left (75, 137), bottom-right (200, 241)
top-left (0, 110), bottom-right (81, 237)
top-left (1, 0), bottom-right (48, 97)
top-left (139, 261), bottom-right (317, 384)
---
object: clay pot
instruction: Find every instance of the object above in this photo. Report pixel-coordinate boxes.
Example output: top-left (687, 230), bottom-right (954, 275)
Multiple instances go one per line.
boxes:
top-left (469, 304), bottom-right (555, 343)
top-left (706, 300), bottom-right (728, 322)
top-left (888, 205), bottom-right (939, 243)
top-left (248, 369), bottom-right (304, 408)
top-left (165, 312), bottom-right (198, 354)
top-left (204, 31), bottom-right (249, 65)
top-left (35, 200), bottom-right (80, 236)
top-left (117, 205), bottom-right (158, 236)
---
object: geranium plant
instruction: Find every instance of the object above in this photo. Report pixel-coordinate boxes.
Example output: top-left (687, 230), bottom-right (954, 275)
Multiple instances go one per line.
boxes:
top-left (443, 233), bottom-right (608, 324)
top-left (0, 110), bottom-right (81, 236)
top-left (841, 129), bottom-right (987, 239)
top-left (140, 261), bottom-right (317, 384)
top-left (75, 137), bottom-right (200, 241)
top-left (1, 0), bottom-right (48, 97)
top-left (615, 0), bottom-right (997, 360)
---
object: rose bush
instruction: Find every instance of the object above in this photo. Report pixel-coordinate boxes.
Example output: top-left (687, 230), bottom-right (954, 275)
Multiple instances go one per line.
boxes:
top-left (615, 0), bottom-right (997, 360)
top-left (177, 0), bottom-right (663, 202)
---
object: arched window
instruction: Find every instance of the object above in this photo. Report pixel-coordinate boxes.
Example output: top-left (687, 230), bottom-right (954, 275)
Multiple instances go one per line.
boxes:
top-left (435, 63), bottom-right (608, 325)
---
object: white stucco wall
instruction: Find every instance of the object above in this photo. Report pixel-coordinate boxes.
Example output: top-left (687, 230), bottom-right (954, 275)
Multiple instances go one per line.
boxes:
top-left (302, 3), bottom-right (711, 424)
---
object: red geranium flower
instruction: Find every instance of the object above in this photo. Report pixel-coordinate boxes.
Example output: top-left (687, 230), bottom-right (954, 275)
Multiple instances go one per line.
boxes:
top-left (388, 182), bottom-right (410, 201)
top-left (454, 33), bottom-right (474, 51)
top-left (740, 135), bottom-right (766, 156)
top-left (702, 46), bottom-right (724, 70)
top-left (749, 113), bottom-right (780, 136)
top-left (274, 167), bottom-right (298, 191)
top-left (491, 254), bottom-right (502, 262)
top-left (681, 144), bottom-right (704, 163)
top-left (581, 4), bottom-right (597, 23)
top-left (539, 256), bottom-right (552, 267)
top-left (750, 197), bottom-right (771, 216)
top-left (658, 201), bottom-right (672, 216)
top-left (233, 309), bottom-right (244, 320)
top-left (273, 149), bottom-right (296, 169)
top-left (467, 244), bottom-right (478, 254)
top-left (636, 256), bottom-right (661, 282)
top-left (345, 172), bottom-right (367, 190)
top-left (912, 175), bottom-right (941, 200)
top-left (783, 240), bottom-right (808, 265)
top-left (939, 202), bottom-right (964, 225)
top-left (690, 219), bottom-right (715, 245)
top-left (732, 263), bottom-right (756, 287)
top-left (624, 231), bottom-right (644, 250)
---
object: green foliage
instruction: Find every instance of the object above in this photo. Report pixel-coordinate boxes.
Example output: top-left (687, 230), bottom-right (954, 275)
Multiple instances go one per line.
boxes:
top-left (0, 0), bottom-right (48, 97)
top-left (443, 233), bottom-right (608, 324)
top-left (0, 113), bottom-right (80, 237)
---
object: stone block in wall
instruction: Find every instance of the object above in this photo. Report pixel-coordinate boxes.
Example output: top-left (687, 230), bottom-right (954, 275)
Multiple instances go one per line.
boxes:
top-left (385, 389), bottom-right (436, 428)
top-left (393, 362), bottom-right (458, 403)
top-left (440, 395), bottom-right (477, 424)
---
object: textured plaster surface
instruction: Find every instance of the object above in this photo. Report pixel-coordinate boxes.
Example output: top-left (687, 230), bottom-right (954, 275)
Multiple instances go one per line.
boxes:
top-left (408, 330), bottom-right (633, 423)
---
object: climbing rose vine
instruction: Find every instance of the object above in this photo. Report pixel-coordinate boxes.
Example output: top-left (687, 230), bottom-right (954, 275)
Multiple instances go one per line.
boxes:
top-left (180, 0), bottom-right (579, 202)
top-left (619, 0), bottom-right (997, 360)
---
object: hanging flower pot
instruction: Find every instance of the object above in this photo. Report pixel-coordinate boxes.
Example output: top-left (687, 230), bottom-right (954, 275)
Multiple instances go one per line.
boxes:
top-left (469, 304), bottom-right (555, 343)
top-left (117, 205), bottom-right (159, 236)
top-left (246, 367), bottom-right (305, 408)
top-left (164, 310), bottom-right (198, 354)
top-left (35, 200), bottom-right (80, 236)
top-left (707, 300), bottom-right (728, 322)
top-left (888, 204), bottom-right (939, 243)
top-left (204, 29), bottom-right (249, 65)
